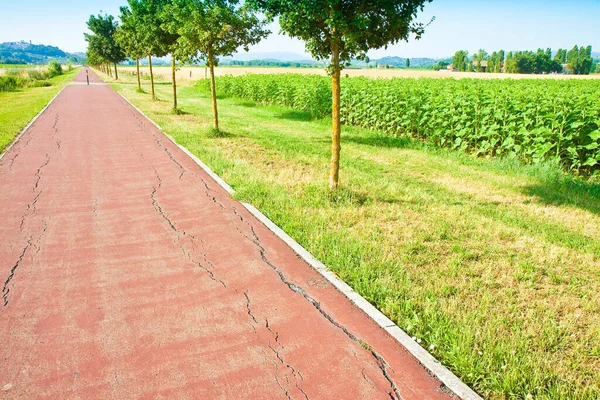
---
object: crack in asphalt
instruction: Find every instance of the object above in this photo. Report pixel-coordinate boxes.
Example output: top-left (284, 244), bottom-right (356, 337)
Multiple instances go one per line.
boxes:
top-left (273, 365), bottom-right (292, 400)
top-left (3, 113), bottom-right (60, 307)
top-left (231, 206), bottom-right (402, 400)
top-left (265, 318), bottom-right (280, 344)
top-left (92, 198), bottom-right (100, 229)
top-left (2, 239), bottom-right (31, 306)
top-left (122, 100), bottom-right (226, 210)
top-left (244, 290), bottom-right (258, 324)
top-left (245, 289), bottom-right (308, 399)
top-left (150, 168), bottom-right (227, 289)
top-left (33, 155), bottom-right (50, 192)
top-left (122, 96), bottom-right (397, 398)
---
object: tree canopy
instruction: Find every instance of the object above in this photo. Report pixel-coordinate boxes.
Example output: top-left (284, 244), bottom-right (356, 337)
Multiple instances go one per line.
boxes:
top-left (165, 0), bottom-right (270, 129)
top-left (115, 5), bottom-right (146, 61)
top-left (165, 0), bottom-right (269, 66)
top-left (85, 14), bottom-right (125, 67)
top-left (252, 0), bottom-right (432, 73)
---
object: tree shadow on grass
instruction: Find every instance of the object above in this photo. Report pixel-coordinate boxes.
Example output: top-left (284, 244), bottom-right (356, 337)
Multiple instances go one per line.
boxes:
top-left (207, 127), bottom-right (233, 138)
top-left (234, 99), bottom-right (257, 108)
top-left (302, 183), bottom-right (371, 207)
top-left (172, 108), bottom-right (190, 115)
top-left (521, 176), bottom-right (600, 216)
top-left (275, 110), bottom-right (315, 122)
top-left (344, 134), bottom-right (414, 149)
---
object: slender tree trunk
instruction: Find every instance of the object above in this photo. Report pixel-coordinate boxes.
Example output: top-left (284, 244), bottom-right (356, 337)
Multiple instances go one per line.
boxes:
top-left (208, 49), bottom-right (219, 130)
top-left (171, 58), bottom-right (177, 110)
top-left (148, 55), bottom-right (155, 101)
top-left (329, 44), bottom-right (342, 190)
top-left (136, 59), bottom-right (141, 91)
top-left (114, 62), bottom-right (118, 80)
top-left (107, 62), bottom-right (112, 76)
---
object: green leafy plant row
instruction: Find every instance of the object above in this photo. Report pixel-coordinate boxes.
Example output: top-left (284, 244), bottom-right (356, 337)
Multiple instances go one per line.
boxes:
top-left (199, 74), bottom-right (600, 174)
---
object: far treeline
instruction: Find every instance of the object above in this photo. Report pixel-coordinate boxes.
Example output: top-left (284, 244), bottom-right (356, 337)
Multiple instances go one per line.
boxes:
top-left (450, 46), bottom-right (598, 75)
top-left (84, 0), bottom-right (433, 190)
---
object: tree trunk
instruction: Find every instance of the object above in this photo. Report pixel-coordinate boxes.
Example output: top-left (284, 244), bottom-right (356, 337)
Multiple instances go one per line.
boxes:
top-left (107, 62), bottom-right (112, 76)
top-left (329, 45), bottom-right (342, 190)
top-left (171, 58), bottom-right (177, 110)
top-left (208, 49), bottom-right (219, 131)
top-left (114, 63), bottom-right (118, 80)
top-left (136, 59), bottom-right (141, 90)
top-left (148, 55), bottom-right (155, 101)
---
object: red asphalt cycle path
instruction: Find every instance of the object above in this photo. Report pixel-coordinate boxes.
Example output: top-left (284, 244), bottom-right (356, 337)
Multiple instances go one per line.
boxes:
top-left (0, 69), bottom-right (454, 399)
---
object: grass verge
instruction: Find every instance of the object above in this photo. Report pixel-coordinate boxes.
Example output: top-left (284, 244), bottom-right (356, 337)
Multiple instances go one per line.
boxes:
top-left (107, 70), bottom-right (600, 400)
top-left (0, 68), bottom-right (80, 153)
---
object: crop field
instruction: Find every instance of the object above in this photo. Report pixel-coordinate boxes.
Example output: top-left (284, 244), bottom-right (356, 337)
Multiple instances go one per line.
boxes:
top-left (206, 74), bottom-right (600, 175)
top-left (102, 69), bottom-right (600, 399)
top-left (118, 65), bottom-right (600, 82)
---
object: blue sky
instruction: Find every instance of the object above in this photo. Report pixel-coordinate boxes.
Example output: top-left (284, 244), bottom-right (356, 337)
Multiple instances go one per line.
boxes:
top-left (1, 0), bottom-right (598, 58)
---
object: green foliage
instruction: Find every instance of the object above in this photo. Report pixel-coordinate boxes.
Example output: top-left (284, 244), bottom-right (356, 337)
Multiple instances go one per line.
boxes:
top-left (203, 74), bottom-right (600, 174)
top-left (165, 0), bottom-right (270, 67)
top-left (566, 45), bottom-right (594, 75)
top-left (472, 48), bottom-right (488, 72)
top-left (251, 0), bottom-right (432, 73)
top-left (115, 5), bottom-right (147, 60)
top-left (47, 60), bottom-right (63, 77)
top-left (431, 60), bottom-right (449, 70)
top-left (504, 49), bottom-right (562, 74)
top-left (0, 76), bottom-right (18, 92)
top-left (124, 0), bottom-right (179, 59)
top-left (0, 67), bottom-right (56, 92)
top-left (554, 49), bottom-right (567, 63)
top-left (452, 50), bottom-right (470, 71)
top-left (85, 13), bottom-right (126, 65)
top-left (452, 46), bottom-right (592, 75)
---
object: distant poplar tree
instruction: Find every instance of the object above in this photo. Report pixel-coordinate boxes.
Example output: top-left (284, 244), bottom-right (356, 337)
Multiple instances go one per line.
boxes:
top-left (452, 50), bottom-right (469, 72)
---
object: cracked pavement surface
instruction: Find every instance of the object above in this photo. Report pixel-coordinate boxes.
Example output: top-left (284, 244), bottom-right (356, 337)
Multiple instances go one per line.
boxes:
top-left (0, 69), bottom-right (454, 399)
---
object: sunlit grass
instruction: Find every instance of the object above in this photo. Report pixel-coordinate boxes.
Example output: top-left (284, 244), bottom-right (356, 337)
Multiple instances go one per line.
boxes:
top-left (0, 68), bottom-right (80, 152)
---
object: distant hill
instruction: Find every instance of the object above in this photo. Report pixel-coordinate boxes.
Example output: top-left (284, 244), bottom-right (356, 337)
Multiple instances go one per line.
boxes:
top-left (0, 41), bottom-right (84, 65)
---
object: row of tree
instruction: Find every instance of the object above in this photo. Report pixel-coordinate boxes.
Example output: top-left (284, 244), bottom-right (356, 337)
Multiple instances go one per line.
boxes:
top-left (451, 46), bottom-right (595, 75)
top-left (85, 0), bottom-right (433, 190)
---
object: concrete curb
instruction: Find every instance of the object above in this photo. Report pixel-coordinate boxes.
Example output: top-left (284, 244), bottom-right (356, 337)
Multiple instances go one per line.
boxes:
top-left (0, 86), bottom-right (67, 162)
top-left (115, 90), bottom-right (483, 400)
